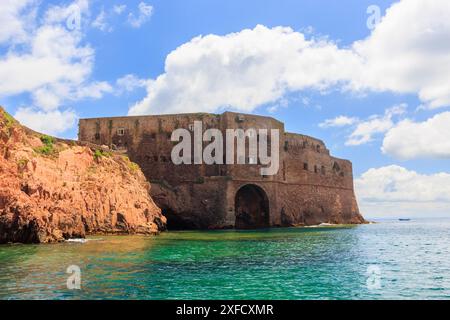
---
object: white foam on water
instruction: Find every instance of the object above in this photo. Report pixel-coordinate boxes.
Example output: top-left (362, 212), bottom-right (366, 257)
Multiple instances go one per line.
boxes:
top-left (65, 238), bottom-right (89, 243)
top-left (305, 223), bottom-right (338, 228)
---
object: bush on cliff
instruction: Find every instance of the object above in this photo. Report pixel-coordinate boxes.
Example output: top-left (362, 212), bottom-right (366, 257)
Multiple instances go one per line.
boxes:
top-left (0, 108), bottom-right (16, 136)
top-left (94, 149), bottom-right (112, 161)
top-left (34, 135), bottom-right (55, 155)
top-left (122, 155), bottom-right (140, 172)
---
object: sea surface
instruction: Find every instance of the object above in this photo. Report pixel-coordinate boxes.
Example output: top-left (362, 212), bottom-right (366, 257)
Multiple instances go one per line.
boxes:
top-left (1, 219), bottom-right (450, 300)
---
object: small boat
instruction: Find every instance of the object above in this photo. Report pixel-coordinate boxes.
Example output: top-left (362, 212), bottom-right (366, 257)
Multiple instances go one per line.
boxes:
top-left (399, 218), bottom-right (411, 221)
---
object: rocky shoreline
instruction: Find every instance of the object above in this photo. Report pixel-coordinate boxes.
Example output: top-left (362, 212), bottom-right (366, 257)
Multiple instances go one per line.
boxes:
top-left (0, 107), bottom-right (166, 244)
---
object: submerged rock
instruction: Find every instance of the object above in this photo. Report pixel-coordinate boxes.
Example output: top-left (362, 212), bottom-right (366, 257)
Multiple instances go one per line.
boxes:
top-left (0, 107), bottom-right (166, 244)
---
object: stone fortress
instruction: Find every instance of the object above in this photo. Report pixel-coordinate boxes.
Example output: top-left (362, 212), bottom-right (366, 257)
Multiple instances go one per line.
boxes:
top-left (79, 112), bottom-right (365, 230)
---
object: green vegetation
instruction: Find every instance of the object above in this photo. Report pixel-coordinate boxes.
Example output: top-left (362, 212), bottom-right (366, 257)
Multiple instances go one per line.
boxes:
top-left (195, 176), bottom-right (205, 184)
top-left (94, 149), bottom-right (112, 161)
top-left (1, 109), bottom-right (16, 137)
top-left (34, 145), bottom-right (53, 155)
top-left (34, 135), bottom-right (55, 155)
top-left (40, 135), bottom-right (54, 145)
top-left (17, 158), bottom-right (29, 170)
top-left (122, 155), bottom-right (140, 171)
top-left (3, 110), bottom-right (15, 129)
top-left (94, 149), bottom-right (103, 160)
top-left (197, 113), bottom-right (206, 120)
top-left (128, 161), bottom-right (140, 171)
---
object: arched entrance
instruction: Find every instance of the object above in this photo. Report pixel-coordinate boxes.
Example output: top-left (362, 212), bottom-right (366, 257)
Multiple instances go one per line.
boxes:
top-left (161, 206), bottom-right (197, 230)
top-left (235, 184), bottom-right (270, 229)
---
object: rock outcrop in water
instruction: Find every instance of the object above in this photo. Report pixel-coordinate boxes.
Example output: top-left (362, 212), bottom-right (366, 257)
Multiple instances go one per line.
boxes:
top-left (0, 107), bottom-right (166, 244)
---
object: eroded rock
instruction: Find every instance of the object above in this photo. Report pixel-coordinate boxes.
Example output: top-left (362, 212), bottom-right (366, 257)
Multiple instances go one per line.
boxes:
top-left (0, 107), bottom-right (166, 244)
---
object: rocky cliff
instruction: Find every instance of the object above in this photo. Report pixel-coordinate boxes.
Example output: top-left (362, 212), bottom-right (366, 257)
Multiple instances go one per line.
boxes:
top-left (0, 107), bottom-right (166, 244)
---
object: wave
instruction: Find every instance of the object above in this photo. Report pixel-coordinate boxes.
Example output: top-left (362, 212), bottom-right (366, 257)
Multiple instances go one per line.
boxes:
top-left (65, 238), bottom-right (89, 243)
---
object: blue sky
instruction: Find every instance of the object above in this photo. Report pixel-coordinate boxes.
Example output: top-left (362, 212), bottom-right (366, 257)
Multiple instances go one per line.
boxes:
top-left (1, 0), bottom-right (450, 218)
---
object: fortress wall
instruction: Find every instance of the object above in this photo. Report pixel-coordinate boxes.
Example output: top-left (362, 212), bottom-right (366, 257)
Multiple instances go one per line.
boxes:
top-left (128, 113), bottom-right (223, 185)
top-left (219, 112), bottom-right (285, 182)
top-left (276, 183), bottom-right (363, 226)
top-left (284, 132), bottom-right (329, 155)
top-left (283, 132), bottom-right (354, 189)
top-left (79, 112), bottom-right (364, 229)
top-left (224, 179), bottom-right (362, 228)
top-left (283, 150), bottom-right (354, 189)
top-left (80, 114), bottom-right (224, 185)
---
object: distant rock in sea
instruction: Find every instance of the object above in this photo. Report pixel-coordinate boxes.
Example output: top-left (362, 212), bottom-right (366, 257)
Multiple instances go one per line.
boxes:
top-left (0, 107), bottom-right (166, 244)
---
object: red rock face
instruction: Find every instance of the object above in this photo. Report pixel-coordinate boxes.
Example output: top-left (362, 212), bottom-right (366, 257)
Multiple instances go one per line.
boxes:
top-left (0, 107), bottom-right (166, 244)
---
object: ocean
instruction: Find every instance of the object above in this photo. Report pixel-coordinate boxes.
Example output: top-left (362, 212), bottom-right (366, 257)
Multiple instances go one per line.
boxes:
top-left (1, 219), bottom-right (450, 300)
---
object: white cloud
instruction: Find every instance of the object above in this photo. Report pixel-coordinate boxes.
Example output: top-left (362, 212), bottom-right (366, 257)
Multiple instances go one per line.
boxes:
top-left (322, 105), bottom-right (450, 160)
top-left (129, 0), bottom-right (450, 115)
top-left (92, 9), bottom-right (112, 32)
top-left (346, 104), bottom-right (408, 146)
top-left (382, 112), bottom-right (450, 160)
top-left (113, 4), bottom-right (126, 15)
top-left (356, 165), bottom-right (450, 218)
top-left (319, 116), bottom-right (359, 128)
top-left (267, 98), bottom-right (289, 114)
top-left (44, 0), bottom-right (88, 27)
top-left (0, 0), bottom-right (113, 135)
top-left (351, 0), bottom-right (450, 109)
top-left (0, 26), bottom-right (93, 96)
top-left (32, 88), bottom-right (61, 111)
top-left (14, 107), bottom-right (77, 135)
top-left (128, 2), bottom-right (153, 28)
top-left (129, 25), bottom-right (360, 115)
top-left (0, 0), bottom-right (36, 44)
top-left (74, 81), bottom-right (113, 99)
top-left (116, 74), bottom-right (149, 93)
top-left (29, 81), bottom-right (112, 112)
top-left (0, 1), bottom-right (93, 97)
top-left (346, 117), bottom-right (393, 146)
top-left (319, 104), bottom-right (407, 146)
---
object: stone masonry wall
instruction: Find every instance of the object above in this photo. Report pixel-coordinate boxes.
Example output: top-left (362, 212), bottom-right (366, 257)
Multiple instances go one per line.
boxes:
top-left (79, 112), bottom-right (365, 229)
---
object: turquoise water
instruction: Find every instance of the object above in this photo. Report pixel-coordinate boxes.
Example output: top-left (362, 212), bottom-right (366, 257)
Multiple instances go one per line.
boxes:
top-left (1, 219), bottom-right (450, 300)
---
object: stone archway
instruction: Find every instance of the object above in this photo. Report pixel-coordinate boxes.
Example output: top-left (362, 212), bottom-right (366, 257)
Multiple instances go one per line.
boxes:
top-left (235, 184), bottom-right (270, 229)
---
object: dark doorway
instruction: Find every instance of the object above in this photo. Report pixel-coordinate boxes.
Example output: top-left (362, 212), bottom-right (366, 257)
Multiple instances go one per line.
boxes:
top-left (235, 184), bottom-right (270, 229)
top-left (162, 207), bottom-right (199, 230)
